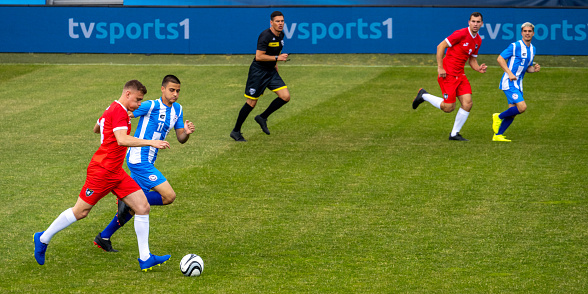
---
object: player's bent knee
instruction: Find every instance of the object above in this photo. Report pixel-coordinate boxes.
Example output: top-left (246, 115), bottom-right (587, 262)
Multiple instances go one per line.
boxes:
top-left (162, 193), bottom-right (176, 205)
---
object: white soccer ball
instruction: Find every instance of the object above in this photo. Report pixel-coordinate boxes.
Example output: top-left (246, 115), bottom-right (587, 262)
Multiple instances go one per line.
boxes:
top-left (180, 254), bottom-right (204, 277)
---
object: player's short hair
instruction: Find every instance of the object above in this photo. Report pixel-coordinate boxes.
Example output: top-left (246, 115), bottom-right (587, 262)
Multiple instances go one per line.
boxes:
top-left (271, 11), bottom-right (283, 21)
top-left (521, 22), bottom-right (535, 31)
top-left (124, 80), bottom-right (147, 95)
top-left (470, 12), bottom-right (483, 21)
top-left (162, 74), bottom-right (181, 87)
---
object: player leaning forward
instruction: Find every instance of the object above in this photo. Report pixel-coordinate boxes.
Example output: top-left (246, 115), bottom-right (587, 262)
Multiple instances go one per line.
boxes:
top-left (492, 22), bottom-right (540, 142)
top-left (34, 80), bottom-right (171, 271)
top-left (94, 75), bottom-right (195, 252)
top-left (413, 12), bottom-right (488, 141)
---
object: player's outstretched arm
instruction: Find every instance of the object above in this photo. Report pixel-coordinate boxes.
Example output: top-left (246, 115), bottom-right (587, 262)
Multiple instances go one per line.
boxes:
top-left (497, 55), bottom-right (517, 80)
top-left (176, 120), bottom-right (195, 144)
top-left (113, 129), bottom-right (170, 149)
top-left (468, 57), bottom-right (487, 73)
top-left (436, 41), bottom-right (449, 77)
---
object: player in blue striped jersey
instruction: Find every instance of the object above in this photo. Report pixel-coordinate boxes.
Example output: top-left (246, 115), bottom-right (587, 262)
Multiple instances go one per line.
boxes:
top-left (94, 75), bottom-right (196, 252)
top-left (492, 22), bottom-right (541, 142)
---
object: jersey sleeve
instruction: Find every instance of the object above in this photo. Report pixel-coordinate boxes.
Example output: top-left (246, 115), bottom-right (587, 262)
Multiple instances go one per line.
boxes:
top-left (445, 29), bottom-right (464, 47)
top-left (174, 105), bottom-right (185, 130)
top-left (500, 43), bottom-right (515, 60)
top-left (257, 32), bottom-right (269, 52)
top-left (132, 100), bottom-right (152, 118)
top-left (112, 106), bottom-right (129, 132)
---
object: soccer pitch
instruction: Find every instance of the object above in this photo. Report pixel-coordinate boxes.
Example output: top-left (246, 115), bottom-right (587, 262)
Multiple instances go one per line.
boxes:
top-left (0, 54), bottom-right (586, 293)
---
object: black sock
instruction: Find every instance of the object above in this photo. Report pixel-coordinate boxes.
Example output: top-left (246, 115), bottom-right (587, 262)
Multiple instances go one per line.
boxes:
top-left (233, 102), bottom-right (254, 132)
top-left (260, 98), bottom-right (288, 119)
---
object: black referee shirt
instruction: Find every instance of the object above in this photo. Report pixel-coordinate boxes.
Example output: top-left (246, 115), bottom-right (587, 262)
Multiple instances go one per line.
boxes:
top-left (252, 28), bottom-right (284, 70)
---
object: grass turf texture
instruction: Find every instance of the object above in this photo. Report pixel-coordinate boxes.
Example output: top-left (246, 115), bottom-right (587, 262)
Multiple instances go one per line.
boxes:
top-left (0, 54), bottom-right (586, 293)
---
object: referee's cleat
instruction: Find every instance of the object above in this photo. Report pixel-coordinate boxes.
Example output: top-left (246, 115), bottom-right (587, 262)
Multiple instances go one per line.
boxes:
top-left (449, 132), bottom-right (469, 141)
top-left (492, 113), bottom-right (502, 134)
top-left (492, 134), bottom-right (512, 142)
top-left (34, 231), bottom-right (48, 265)
top-left (139, 253), bottom-right (171, 272)
top-left (94, 234), bottom-right (119, 252)
top-left (412, 88), bottom-right (428, 110)
top-left (117, 199), bottom-right (131, 226)
top-left (254, 115), bottom-right (270, 135)
top-left (230, 130), bottom-right (247, 142)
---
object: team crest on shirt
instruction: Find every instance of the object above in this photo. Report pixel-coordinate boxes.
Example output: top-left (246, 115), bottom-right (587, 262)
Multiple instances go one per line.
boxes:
top-left (475, 44), bottom-right (478, 49)
top-left (149, 174), bottom-right (158, 182)
top-left (281, 40), bottom-right (284, 46)
top-left (512, 93), bottom-right (519, 100)
top-left (443, 93), bottom-right (448, 99)
top-left (249, 88), bottom-right (256, 95)
top-left (85, 188), bottom-right (94, 197)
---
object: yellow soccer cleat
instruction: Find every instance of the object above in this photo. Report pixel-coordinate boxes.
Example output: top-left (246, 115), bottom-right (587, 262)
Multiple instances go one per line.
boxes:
top-left (492, 134), bottom-right (512, 142)
top-left (492, 113), bottom-right (502, 134)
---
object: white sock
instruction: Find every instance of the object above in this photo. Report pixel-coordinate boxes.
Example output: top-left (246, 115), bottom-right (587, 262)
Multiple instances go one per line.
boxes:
top-left (40, 208), bottom-right (77, 244)
top-left (134, 214), bottom-right (151, 261)
top-left (423, 93), bottom-right (443, 110)
top-left (451, 108), bottom-right (470, 136)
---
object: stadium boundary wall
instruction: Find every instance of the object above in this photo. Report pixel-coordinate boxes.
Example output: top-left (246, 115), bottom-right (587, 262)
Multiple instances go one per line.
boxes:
top-left (0, 6), bottom-right (586, 55)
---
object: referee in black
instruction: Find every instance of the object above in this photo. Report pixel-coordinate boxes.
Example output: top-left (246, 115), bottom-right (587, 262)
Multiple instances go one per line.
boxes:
top-left (230, 11), bottom-right (291, 142)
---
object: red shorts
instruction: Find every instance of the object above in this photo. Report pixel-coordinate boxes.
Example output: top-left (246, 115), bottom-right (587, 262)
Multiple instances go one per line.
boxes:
top-left (79, 163), bottom-right (141, 205)
top-left (437, 75), bottom-right (472, 104)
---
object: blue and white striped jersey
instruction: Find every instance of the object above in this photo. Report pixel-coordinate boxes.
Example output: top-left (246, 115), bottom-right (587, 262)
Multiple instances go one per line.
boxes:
top-left (499, 40), bottom-right (536, 92)
top-left (126, 98), bottom-right (184, 165)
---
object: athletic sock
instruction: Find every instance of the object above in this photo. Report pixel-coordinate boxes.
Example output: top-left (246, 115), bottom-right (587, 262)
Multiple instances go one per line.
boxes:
top-left (499, 106), bottom-right (520, 119)
top-left (233, 102), bottom-right (254, 132)
top-left (451, 108), bottom-right (470, 137)
top-left (145, 191), bottom-right (164, 206)
top-left (134, 214), bottom-right (151, 261)
top-left (40, 208), bottom-right (77, 244)
top-left (100, 213), bottom-right (133, 239)
top-left (422, 93), bottom-right (443, 110)
top-left (497, 116), bottom-right (515, 135)
top-left (259, 97), bottom-right (288, 119)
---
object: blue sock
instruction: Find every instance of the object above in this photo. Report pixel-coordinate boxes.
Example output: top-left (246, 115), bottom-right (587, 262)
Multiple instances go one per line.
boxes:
top-left (145, 191), bottom-right (164, 206)
top-left (497, 116), bottom-right (515, 135)
top-left (100, 213), bottom-right (133, 239)
top-left (499, 106), bottom-right (520, 120)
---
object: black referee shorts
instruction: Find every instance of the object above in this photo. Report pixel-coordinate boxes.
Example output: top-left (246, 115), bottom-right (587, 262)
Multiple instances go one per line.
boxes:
top-left (244, 62), bottom-right (287, 100)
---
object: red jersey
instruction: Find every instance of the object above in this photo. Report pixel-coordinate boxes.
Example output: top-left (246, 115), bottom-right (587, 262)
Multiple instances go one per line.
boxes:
top-left (90, 100), bottom-right (131, 172)
top-left (443, 27), bottom-right (482, 76)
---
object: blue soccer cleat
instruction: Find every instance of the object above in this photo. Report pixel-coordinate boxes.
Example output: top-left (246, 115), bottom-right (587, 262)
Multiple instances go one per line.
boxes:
top-left (34, 231), bottom-right (48, 265)
top-left (138, 253), bottom-right (171, 272)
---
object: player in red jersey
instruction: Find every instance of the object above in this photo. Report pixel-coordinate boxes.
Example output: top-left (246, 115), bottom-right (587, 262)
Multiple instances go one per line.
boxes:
top-left (412, 12), bottom-right (488, 141)
top-left (34, 80), bottom-right (172, 271)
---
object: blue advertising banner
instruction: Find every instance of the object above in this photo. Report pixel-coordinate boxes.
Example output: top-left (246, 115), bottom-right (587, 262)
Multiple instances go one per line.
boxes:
top-left (0, 6), bottom-right (586, 55)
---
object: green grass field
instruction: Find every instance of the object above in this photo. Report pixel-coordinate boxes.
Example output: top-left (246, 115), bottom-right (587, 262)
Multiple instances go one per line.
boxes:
top-left (0, 54), bottom-right (586, 293)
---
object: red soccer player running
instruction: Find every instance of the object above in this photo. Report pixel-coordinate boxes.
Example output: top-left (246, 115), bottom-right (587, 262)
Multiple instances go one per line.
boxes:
top-left (34, 80), bottom-right (172, 271)
top-left (412, 12), bottom-right (488, 141)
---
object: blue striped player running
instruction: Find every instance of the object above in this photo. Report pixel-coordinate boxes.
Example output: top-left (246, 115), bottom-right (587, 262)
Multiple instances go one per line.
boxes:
top-left (93, 75), bottom-right (195, 253)
top-left (492, 22), bottom-right (541, 142)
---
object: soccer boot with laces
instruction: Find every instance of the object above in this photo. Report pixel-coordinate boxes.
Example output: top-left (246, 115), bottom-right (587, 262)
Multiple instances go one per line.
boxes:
top-left (139, 253), bottom-right (171, 272)
top-left (492, 113), bottom-right (502, 134)
top-left (94, 234), bottom-right (119, 252)
top-left (412, 88), bottom-right (428, 110)
top-left (254, 115), bottom-right (270, 135)
top-left (34, 231), bottom-right (48, 265)
top-left (117, 199), bottom-right (132, 226)
top-left (449, 132), bottom-right (469, 141)
top-left (230, 130), bottom-right (247, 142)
top-left (492, 134), bottom-right (512, 142)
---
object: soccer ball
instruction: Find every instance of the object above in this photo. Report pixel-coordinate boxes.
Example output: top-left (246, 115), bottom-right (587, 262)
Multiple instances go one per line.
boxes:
top-left (180, 254), bottom-right (204, 277)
